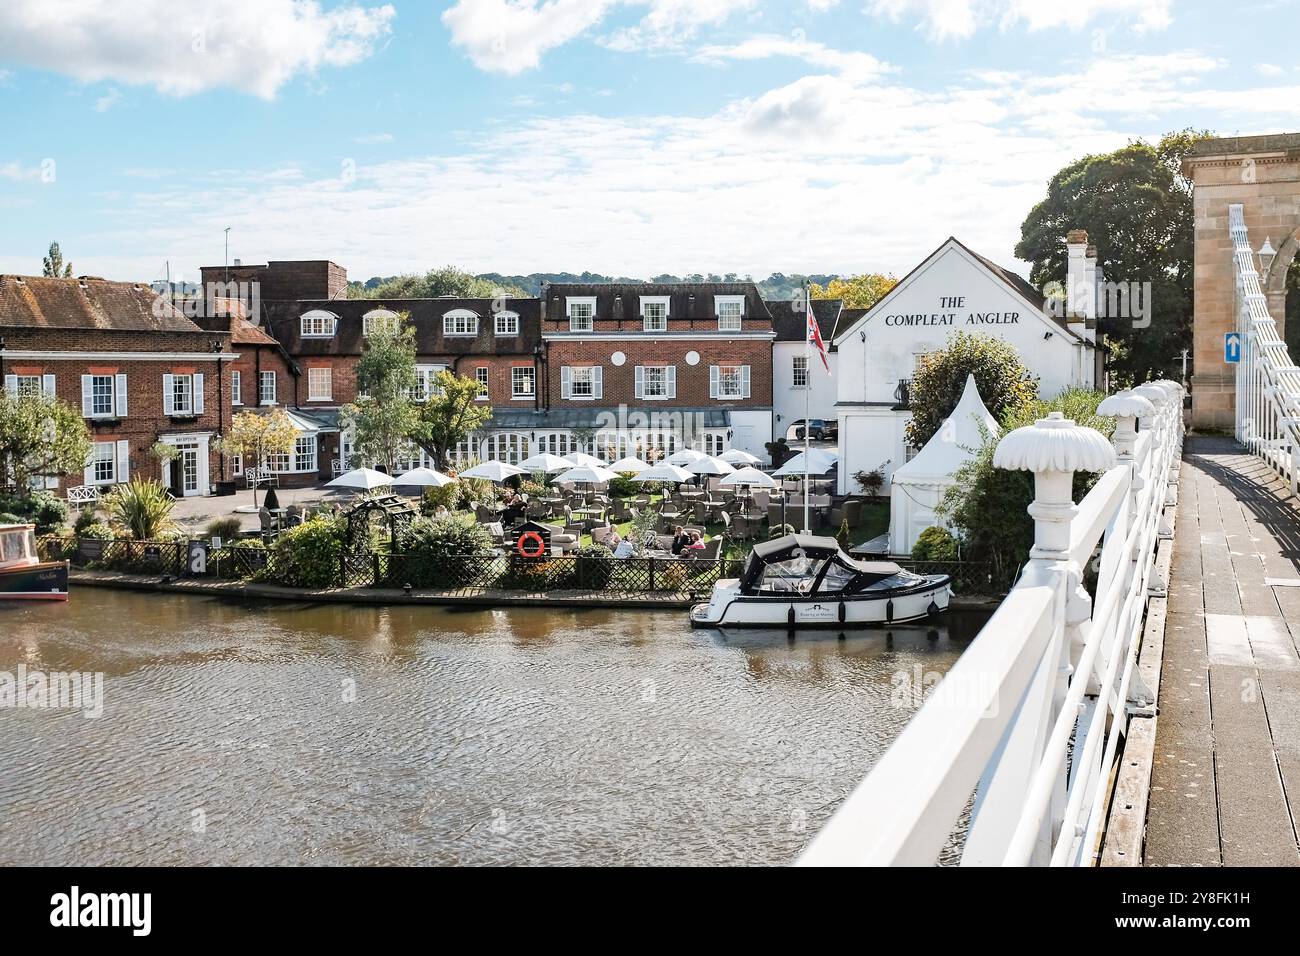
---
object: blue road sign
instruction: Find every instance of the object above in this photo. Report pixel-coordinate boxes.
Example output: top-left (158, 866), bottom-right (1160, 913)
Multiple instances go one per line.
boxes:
top-left (1225, 332), bottom-right (1241, 364)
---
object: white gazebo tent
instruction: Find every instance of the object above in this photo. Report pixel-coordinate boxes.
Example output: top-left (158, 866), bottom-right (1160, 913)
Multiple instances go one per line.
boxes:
top-left (888, 374), bottom-right (998, 555)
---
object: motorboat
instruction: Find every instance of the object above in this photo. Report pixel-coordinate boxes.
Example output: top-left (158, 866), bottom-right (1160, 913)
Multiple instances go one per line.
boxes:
top-left (691, 534), bottom-right (949, 628)
top-left (0, 524), bottom-right (68, 601)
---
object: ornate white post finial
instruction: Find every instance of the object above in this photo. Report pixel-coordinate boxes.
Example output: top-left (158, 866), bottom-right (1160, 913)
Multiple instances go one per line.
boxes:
top-left (1131, 383), bottom-right (1169, 431)
top-left (1097, 390), bottom-right (1155, 462)
top-left (994, 411), bottom-right (1117, 561)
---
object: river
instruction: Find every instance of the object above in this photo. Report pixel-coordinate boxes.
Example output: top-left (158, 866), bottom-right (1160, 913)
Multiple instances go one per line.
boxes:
top-left (0, 589), bottom-right (988, 866)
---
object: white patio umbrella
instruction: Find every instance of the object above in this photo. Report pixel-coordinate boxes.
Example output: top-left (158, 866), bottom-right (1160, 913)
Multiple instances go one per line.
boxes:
top-left (459, 461), bottom-right (526, 482)
top-left (326, 467), bottom-right (395, 491)
top-left (563, 452), bottom-right (606, 469)
top-left (664, 448), bottom-right (706, 467)
top-left (719, 448), bottom-right (761, 466)
top-left (685, 456), bottom-right (735, 477)
top-left (554, 465), bottom-right (619, 486)
top-left (719, 466), bottom-right (777, 489)
top-left (637, 464), bottom-right (695, 484)
top-left (771, 450), bottom-right (838, 478)
top-left (392, 467), bottom-right (455, 488)
top-left (519, 452), bottom-right (572, 473)
top-left (608, 456), bottom-right (650, 474)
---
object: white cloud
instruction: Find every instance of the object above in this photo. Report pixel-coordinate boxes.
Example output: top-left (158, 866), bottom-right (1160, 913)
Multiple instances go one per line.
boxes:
top-left (354, 133), bottom-right (395, 144)
top-left (0, 0), bottom-right (395, 98)
top-left (95, 89), bottom-right (122, 113)
top-left (868, 0), bottom-right (1172, 41)
top-left (693, 34), bottom-right (894, 83)
top-left (1258, 63), bottom-right (1284, 77)
top-left (0, 161), bottom-right (44, 182)
top-left (442, 0), bottom-right (754, 72)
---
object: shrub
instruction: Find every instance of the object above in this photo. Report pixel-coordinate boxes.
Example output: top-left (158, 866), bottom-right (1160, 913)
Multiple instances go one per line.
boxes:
top-left (836, 518), bottom-right (851, 552)
top-left (78, 522), bottom-right (116, 540)
top-left (400, 514), bottom-right (494, 587)
top-left (498, 557), bottom-right (574, 590)
top-left (74, 506), bottom-right (100, 535)
top-left (261, 515), bottom-right (346, 588)
top-left (655, 561), bottom-right (688, 592)
top-left (0, 490), bottom-right (69, 534)
top-left (912, 526), bottom-right (959, 561)
top-left (854, 467), bottom-right (886, 496)
top-left (770, 523), bottom-right (795, 539)
top-left (905, 331), bottom-right (1039, 449)
top-left (420, 482), bottom-right (461, 515)
top-left (608, 474), bottom-right (640, 498)
top-left (205, 517), bottom-right (244, 542)
top-left (765, 437), bottom-right (792, 468)
top-left (103, 478), bottom-right (177, 540)
top-left (0, 512), bottom-right (23, 525)
top-left (575, 543), bottom-right (615, 589)
top-left (519, 477), bottom-right (548, 498)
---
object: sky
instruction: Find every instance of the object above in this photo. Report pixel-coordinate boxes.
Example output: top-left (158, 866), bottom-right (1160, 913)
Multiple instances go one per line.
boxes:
top-left (0, 0), bottom-right (1297, 287)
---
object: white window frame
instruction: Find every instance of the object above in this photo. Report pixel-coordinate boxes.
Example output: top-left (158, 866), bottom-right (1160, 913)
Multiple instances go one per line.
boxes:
top-left (494, 311), bottom-right (519, 336)
top-left (567, 297), bottom-right (596, 332)
top-left (169, 374), bottom-right (196, 415)
top-left (641, 296), bottom-right (670, 332)
top-left (511, 366), bottom-right (535, 400)
top-left (300, 310), bottom-right (338, 338)
top-left (792, 355), bottom-right (809, 389)
top-left (411, 364), bottom-right (447, 402)
top-left (90, 442), bottom-right (117, 485)
top-left (716, 295), bottom-right (745, 331)
top-left (259, 370), bottom-right (277, 405)
top-left (89, 374), bottom-right (114, 417)
top-left (561, 365), bottom-right (603, 400)
top-left (362, 308), bottom-right (400, 337)
top-left (475, 366), bottom-right (489, 400)
top-left (711, 364), bottom-right (750, 399)
top-left (293, 435), bottom-right (317, 473)
top-left (308, 367), bottom-right (332, 402)
top-left (231, 369), bottom-right (242, 406)
top-left (637, 365), bottom-right (675, 401)
top-left (442, 309), bottom-right (479, 337)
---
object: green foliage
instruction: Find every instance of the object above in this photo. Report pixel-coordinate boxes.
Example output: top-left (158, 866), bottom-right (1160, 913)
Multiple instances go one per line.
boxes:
top-left (77, 522), bottom-right (116, 540)
top-left (416, 371), bottom-right (493, 469)
top-left (835, 518), bottom-right (851, 552)
top-left (853, 467), bottom-right (886, 496)
top-left (655, 561), bottom-right (688, 592)
top-left (939, 388), bottom-right (1112, 580)
top-left (205, 517), bottom-right (244, 541)
top-left (0, 512), bottom-right (22, 525)
top-left (0, 390), bottom-right (91, 489)
top-left (912, 526), bottom-right (959, 561)
top-left (338, 315), bottom-right (425, 474)
top-left (905, 331), bottom-right (1038, 449)
top-left (765, 437), bottom-right (792, 468)
top-left (400, 514), bottom-right (494, 587)
top-left (576, 544), bottom-right (615, 589)
top-left (770, 523), bottom-right (795, 538)
top-left (263, 515), bottom-right (346, 588)
top-left (810, 273), bottom-right (898, 310)
top-left (73, 507), bottom-right (99, 535)
top-left (1015, 129), bottom-right (1212, 384)
top-left (498, 558), bottom-right (574, 590)
top-left (43, 241), bottom-right (72, 278)
top-left (419, 483), bottom-right (461, 514)
top-left (519, 477), bottom-right (548, 498)
top-left (0, 490), bottom-right (69, 534)
top-left (103, 478), bottom-right (176, 540)
top-left (608, 473), bottom-right (640, 498)
top-left (349, 267), bottom-right (526, 300)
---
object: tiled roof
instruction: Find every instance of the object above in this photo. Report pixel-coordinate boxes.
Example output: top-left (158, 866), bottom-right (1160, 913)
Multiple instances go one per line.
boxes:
top-left (545, 281), bottom-right (772, 321)
top-left (0, 274), bottom-right (202, 332)
top-left (768, 299), bottom-right (841, 347)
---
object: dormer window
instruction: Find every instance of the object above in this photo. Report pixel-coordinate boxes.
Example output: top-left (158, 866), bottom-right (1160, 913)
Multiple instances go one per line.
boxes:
top-left (443, 309), bottom-right (479, 336)
top-left (716, 296), bottom-right (745, 332)
top-left (362, 309), bottom-right (400, 336)
top-left (567, 297), bottom-right (596, 332)
top-left (641, 296), bottom-right (669, 332)
top-left (494, 310), bottom-right (519, 336)
top-left (300, 310), bottom-right (338, 338)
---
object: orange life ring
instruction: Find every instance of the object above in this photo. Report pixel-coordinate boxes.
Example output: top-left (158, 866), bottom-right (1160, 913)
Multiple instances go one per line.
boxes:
top-left (517, 531), bottom-right (547, 559)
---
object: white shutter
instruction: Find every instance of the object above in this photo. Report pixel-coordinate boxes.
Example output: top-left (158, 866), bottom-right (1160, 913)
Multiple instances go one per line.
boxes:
top-left (115, 373), bottom-right (128, 417)
top-left (116, 440), bottom-right (130, 482)
top-left (666, 365), bottom-right (676, 399)
top-left (81, 375), bottom-right (94, 416)
top-left (3, 374), bottom-right (15, 395)
top-left (634, 366), bottom-right (645, 400)
top-left (83, 446), bottom-right (95, 486)
top-left (42, 374), bottom-right (56, 397)
top-left (163, 374), bottom-right (176, 415)
top-left (194, 373), bottom-right (205, 414)
top-left (709, 366), bottom-right (719, 399)
top-left (741, 365), bottom-right (751, 399)
top-left (592, 366), bottom-right (603, 399)
top-left (561, 366), bottom-right (572, 399)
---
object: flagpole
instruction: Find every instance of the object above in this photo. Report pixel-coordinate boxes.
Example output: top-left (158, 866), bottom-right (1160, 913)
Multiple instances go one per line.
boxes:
top-left (803, 282), bottom-right (811, 534)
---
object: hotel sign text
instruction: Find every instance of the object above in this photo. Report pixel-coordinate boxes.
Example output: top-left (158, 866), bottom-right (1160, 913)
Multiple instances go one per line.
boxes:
top-left (883, 296), bottom-right (1021, 328)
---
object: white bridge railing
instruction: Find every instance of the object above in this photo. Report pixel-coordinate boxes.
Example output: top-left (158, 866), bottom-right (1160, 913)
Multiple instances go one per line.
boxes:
top-left (798, 381), bottom-right (1184, 866)
top-left (1233, 203), bottom-right (1300, 489)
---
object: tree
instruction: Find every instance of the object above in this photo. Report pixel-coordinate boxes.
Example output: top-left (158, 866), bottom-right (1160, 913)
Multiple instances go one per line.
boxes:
top-left (0, 390), bottom-right (91, 489)
top-left (904, 331), bottom-right (1038, 449)
top-left (339, 315), bottom-right (424, 474)
top-left (1015, 129), bottom-right (1213, 384)
top-left (810, 273), bottom-right (898, 310)
top-left (416, 372), bottom-right (493, 469)
top-left (350, 266), bottom-right (525, 300)
top-left (213, 408), bottom-right (298, 507)
top-left (42, 241), bottom-right (73, 278)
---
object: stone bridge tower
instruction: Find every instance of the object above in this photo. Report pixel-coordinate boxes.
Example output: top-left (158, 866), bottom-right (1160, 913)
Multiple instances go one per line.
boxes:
top-left (1183, 134), bottom-right (1300, 429)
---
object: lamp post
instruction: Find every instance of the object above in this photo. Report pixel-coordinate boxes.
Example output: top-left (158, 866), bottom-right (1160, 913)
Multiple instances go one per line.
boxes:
top-left (1258, 236), bottom-right (1277, 278)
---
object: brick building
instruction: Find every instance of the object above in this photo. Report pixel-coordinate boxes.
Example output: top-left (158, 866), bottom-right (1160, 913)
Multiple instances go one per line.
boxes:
top-left (0, 274), bottom-right (235, 496)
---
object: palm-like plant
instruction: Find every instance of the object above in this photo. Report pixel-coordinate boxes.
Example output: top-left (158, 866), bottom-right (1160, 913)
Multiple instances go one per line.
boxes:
top-left (104, 478), bottom-right (178, 540)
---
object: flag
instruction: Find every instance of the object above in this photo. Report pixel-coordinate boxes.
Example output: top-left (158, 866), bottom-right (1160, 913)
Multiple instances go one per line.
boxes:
top-left (806, 296), bottom-right (831, 374)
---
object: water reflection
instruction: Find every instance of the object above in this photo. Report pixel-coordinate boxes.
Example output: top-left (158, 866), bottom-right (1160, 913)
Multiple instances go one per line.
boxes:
top-left (0, 593), bottom-right (988, 866)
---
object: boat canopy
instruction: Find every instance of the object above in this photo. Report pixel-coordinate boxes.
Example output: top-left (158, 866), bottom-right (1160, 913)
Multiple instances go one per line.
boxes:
top-left (739, 534), bottom-right (907, 596)
top-left (0, 524), bottom-right (38, 570)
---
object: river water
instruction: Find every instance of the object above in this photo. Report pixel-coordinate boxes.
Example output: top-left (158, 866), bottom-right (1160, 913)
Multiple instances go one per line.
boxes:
top-left (0, 589), bottom-right (988, 866)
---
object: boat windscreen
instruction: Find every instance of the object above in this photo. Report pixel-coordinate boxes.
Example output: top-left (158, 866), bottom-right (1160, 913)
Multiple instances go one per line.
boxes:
top-left (756, 555), bottom-right (827, 592)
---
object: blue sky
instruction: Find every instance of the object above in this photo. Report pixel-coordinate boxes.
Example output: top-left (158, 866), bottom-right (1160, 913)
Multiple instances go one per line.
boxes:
top-left (1, 0), bottom-right (1297, 286)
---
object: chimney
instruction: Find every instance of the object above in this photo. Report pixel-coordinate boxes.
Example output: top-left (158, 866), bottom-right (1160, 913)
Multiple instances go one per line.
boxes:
top-left (233, 258), bottom-right (242, 267)
top-left (1065, 229), bottom-right (1094, 338)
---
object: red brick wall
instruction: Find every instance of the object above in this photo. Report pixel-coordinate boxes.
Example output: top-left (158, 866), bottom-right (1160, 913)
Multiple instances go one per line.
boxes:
top-left (543, 339), bottom-right (772, 408)
top-left (230, 346), bottom-right (296, 409)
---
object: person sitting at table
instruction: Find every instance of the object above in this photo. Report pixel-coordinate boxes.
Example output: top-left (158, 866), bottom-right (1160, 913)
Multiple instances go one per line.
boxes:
top-left (680, 530), bottom-right (706, 553)
top-left (670, 525), bottom-right (691, 555)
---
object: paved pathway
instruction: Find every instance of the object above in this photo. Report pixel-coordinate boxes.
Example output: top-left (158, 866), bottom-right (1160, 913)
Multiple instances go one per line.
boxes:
top-left (1146, 435), bottom-right (1300, 865)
